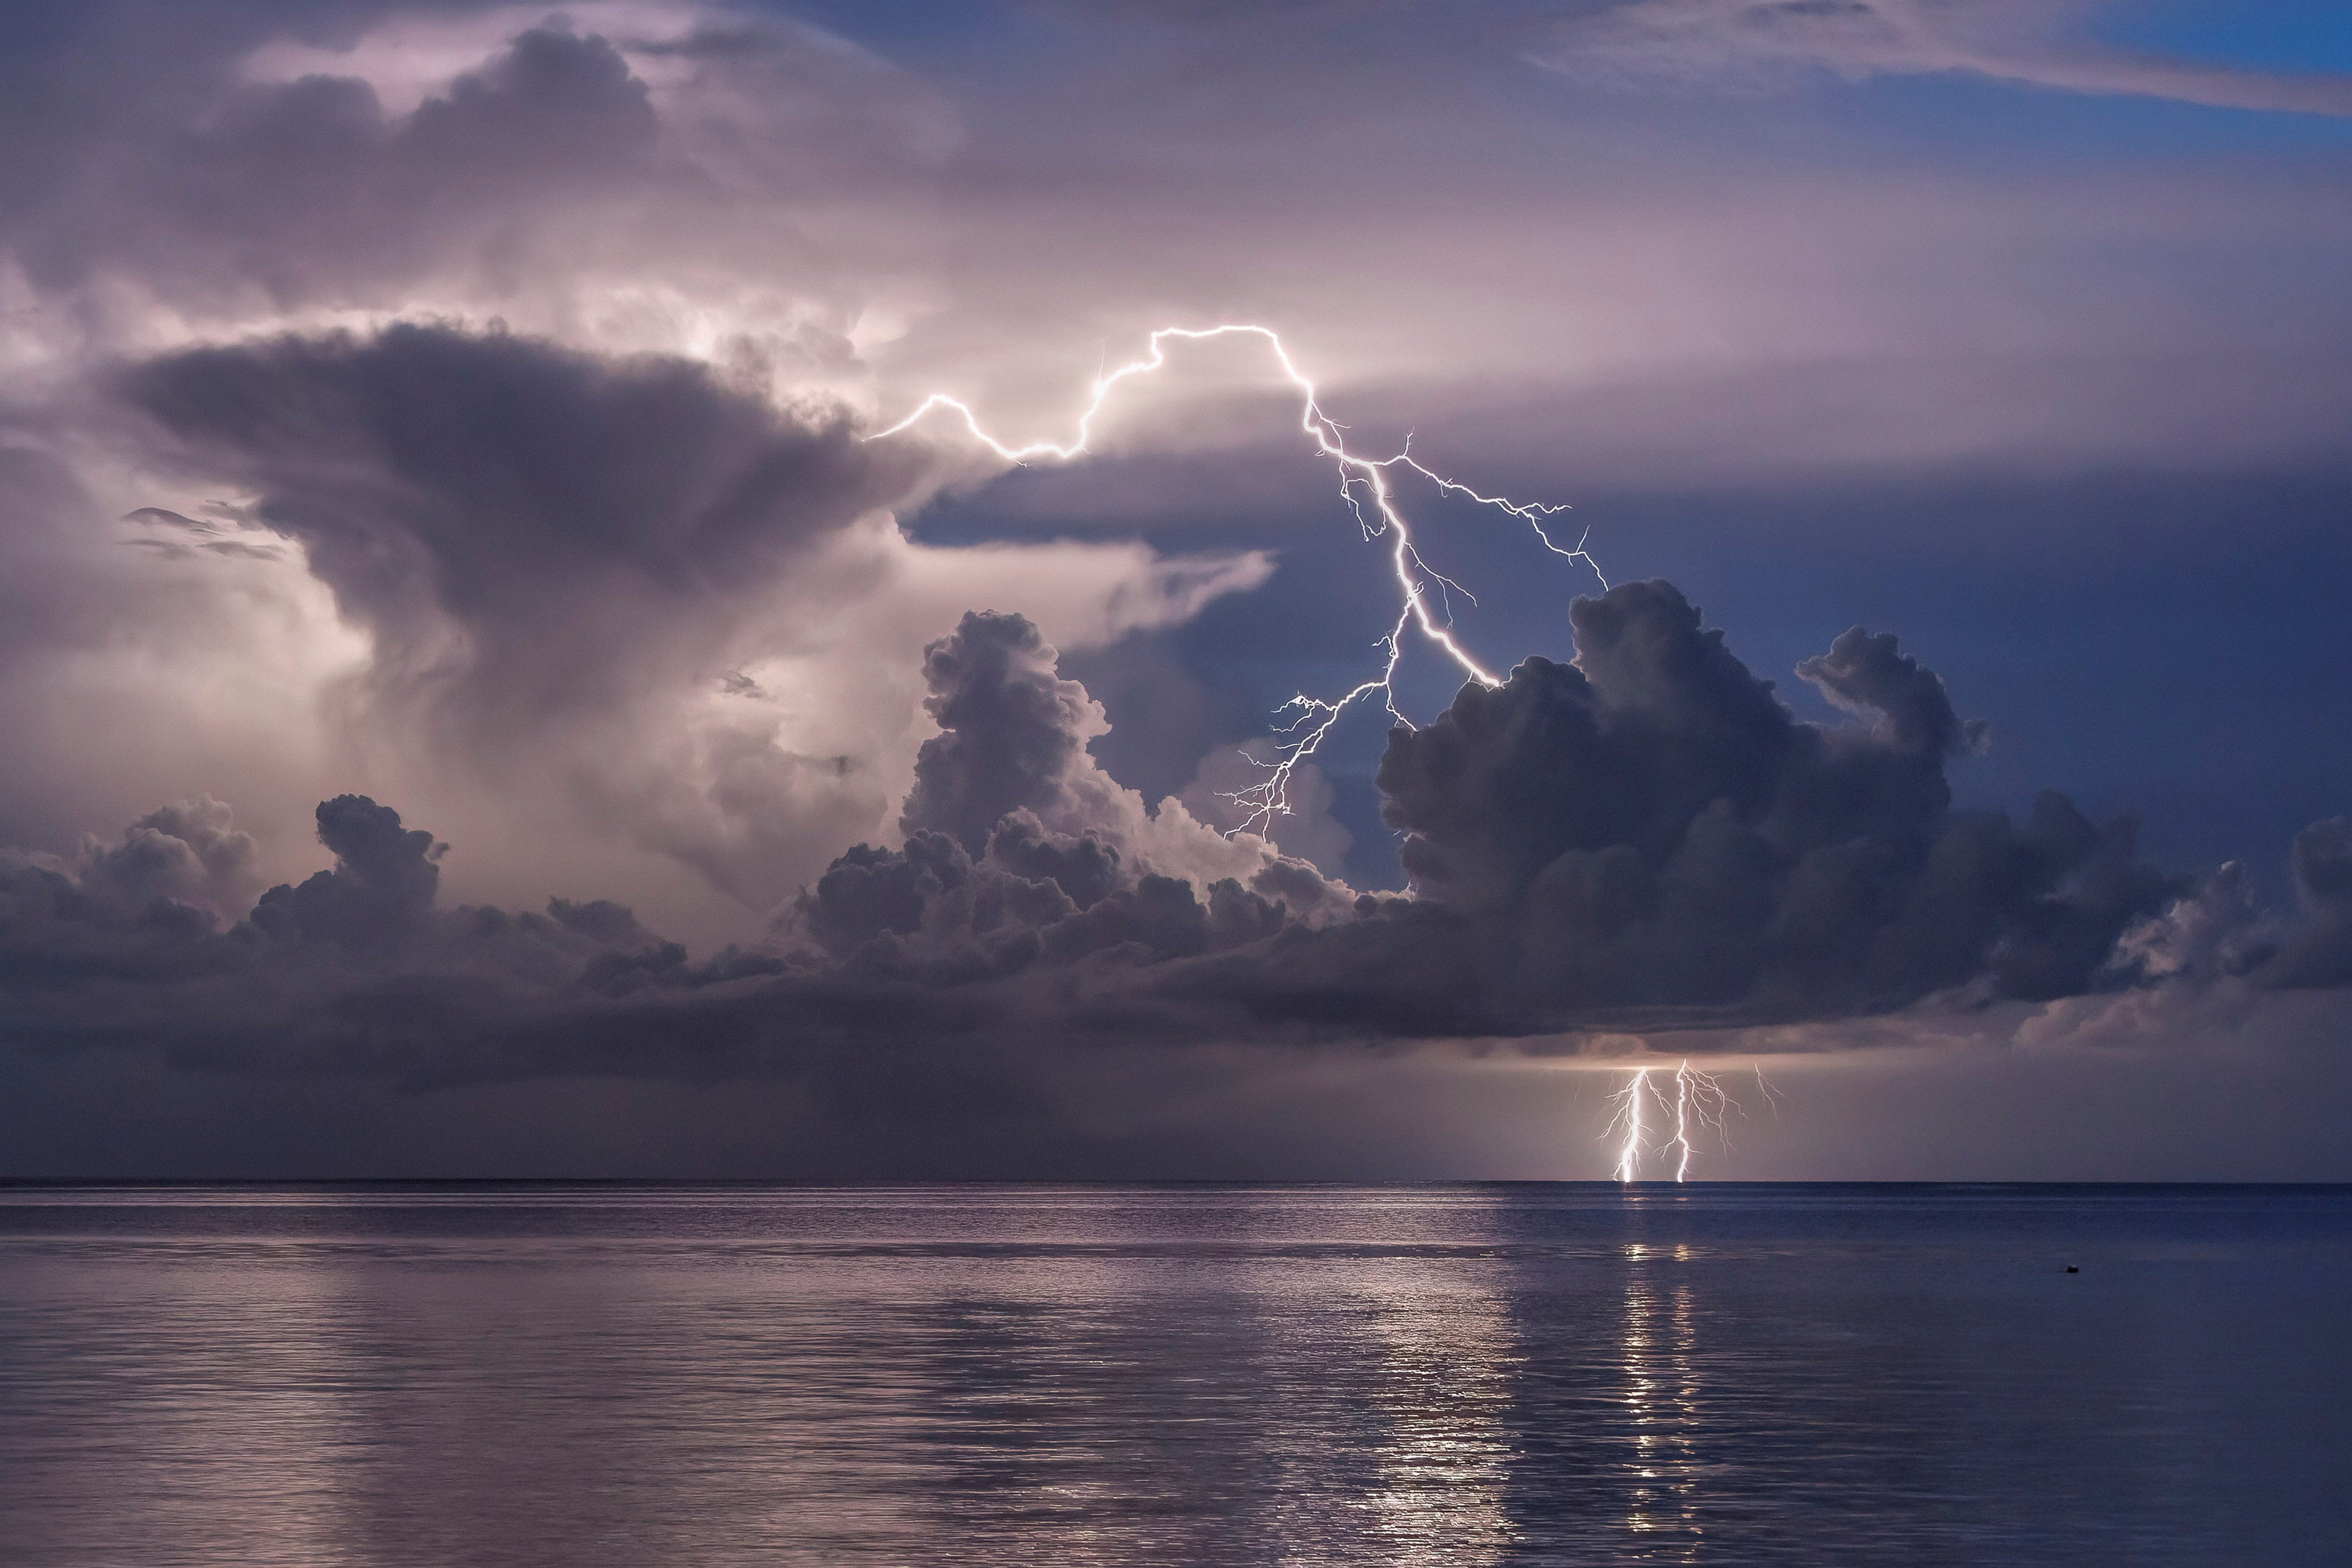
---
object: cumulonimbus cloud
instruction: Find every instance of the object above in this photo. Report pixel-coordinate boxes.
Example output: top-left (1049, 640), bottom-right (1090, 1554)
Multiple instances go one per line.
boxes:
top-left (8, 583), bottom-right (2346, 1103)
top-left (0, 2), bottom-right (2346, 1178)
top-left (101, 318), bottom-right (1273, 924)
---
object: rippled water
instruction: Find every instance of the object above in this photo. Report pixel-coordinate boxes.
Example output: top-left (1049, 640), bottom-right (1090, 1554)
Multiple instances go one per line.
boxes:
top-left (1, 1183), bottom-right (2346, 1566)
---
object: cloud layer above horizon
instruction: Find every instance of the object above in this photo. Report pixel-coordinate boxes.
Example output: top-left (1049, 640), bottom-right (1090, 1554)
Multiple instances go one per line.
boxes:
top-left (1, 0), bottom-right (2348, 1175)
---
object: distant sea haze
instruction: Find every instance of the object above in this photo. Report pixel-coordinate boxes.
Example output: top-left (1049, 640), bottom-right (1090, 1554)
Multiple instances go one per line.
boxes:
top-left (2, 1183), bottom-right (2345, 1565)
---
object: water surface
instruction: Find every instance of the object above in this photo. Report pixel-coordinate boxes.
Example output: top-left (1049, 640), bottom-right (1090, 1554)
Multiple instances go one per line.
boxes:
top-left (2, 1183), bottom-right (2345, 1565)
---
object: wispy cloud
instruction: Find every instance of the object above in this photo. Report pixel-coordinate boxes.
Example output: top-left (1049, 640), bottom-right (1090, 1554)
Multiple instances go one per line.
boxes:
top-left (1537, 0), bottom-right (2352, 116)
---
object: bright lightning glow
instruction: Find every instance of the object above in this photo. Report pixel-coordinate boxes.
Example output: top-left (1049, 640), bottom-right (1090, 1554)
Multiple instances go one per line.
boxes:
top-left (1668, 1065), bottom-right (1692, 1183)
top-left (1605, 1059), bottom-right (1750, 1183)
top-left (1666, 1059), bottom-right (1740, 1183)
top-left (1608, 1067), bottom-right (1650, 1183)
top-left (869, 325), bottom-right (1606, 836)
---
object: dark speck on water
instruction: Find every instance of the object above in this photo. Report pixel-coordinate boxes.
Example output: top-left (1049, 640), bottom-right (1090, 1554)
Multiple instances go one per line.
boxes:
top-left (1, 1182), bottom-right (2345, 1566)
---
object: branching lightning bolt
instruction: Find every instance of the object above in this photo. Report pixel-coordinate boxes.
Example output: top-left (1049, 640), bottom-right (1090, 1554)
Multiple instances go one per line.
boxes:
top-left (1605, 1060), bottom-right (1749, 1183)
top-left (869, 325), bottom-right (1606, 837)
top-left (1608, 1067), bottom-right (1650, 1184)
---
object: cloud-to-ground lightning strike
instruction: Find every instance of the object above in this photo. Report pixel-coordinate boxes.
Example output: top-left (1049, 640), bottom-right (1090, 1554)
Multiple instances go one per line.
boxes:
top-left (873, 333), bottom-right (1789, 1180)
top-left (1609, 1067), bottom-right (1650, 1183)
top-left (1607, 1060), bottom-right (1746, 1182)
top-left (868, 325), bottom-right (1607, 836)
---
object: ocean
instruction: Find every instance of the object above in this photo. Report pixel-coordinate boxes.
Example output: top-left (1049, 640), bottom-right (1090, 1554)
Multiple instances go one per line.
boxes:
top-left (2, 1183), bottom-right (2345, 1565)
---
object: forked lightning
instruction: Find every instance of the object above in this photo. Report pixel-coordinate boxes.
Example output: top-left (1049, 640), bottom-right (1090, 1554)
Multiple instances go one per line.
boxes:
top-left (870, 328), bottom-right (1787, 1181)
top-left (869, 325), bottom-right (1606, 836)
top-left (1606, 1059), bottom-right (1747, 1182)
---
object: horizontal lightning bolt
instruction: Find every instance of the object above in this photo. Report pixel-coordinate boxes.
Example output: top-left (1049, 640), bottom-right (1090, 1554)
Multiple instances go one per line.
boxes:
top-left (870, 325), bottom-right (1606, 838)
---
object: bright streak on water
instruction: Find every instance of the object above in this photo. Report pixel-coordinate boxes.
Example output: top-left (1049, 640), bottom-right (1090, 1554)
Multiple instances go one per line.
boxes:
top-left (1, 1183), bottom-right (2347, 1566)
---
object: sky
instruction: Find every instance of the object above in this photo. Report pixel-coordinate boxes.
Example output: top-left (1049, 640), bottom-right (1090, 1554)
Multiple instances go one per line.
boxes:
top-left (2, 0), bottom-right (2349, 1179)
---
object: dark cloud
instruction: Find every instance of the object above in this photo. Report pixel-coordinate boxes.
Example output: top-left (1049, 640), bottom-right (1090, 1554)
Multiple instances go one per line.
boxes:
top-left (1157, 582), bottom-right (2176, 1035)
top-left (70, 289), bottom-right (1267, 928)
top-left (794, 610), bottom-right (1336, 984)
top-left (989, 811), bottom-right (1122, 911)
top-left (2091, 813), bottom-right (2352, 996)
top-left (2258, 817), bottom-right (2352, 989)
top-left (1794, 626), bottom-right (1987, 760)
top-left (16, 585), bottom-right (2333, 1114)
top-left (249, 793), bottom-right (445, 948)
top-left (127, 322), bottom-right (917, 728)
top-left (399, 25), bottom-right (657, 186)
top-left (108, 318), bottom-right (951, 910)
top-left (898, 611), bottom-right (1103, 854)
top-left (21, 22), bottom-right (659, 306)
top-left (0, 4), bottom-right (959, 362)
top-left (74, 797), bottom-right (261, 921)
top-left (0, 1), bottom-right (2340, 1181)
top-left (0, 791), bottom-right (779, 1088)
top-left (1, 798), bottom-right (260, 990)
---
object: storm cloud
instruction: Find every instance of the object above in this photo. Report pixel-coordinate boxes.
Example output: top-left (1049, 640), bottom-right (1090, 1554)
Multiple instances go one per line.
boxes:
top-left (11, 584), bottom-right (2324, 1103)
top-left (0, 0), bottom-right (2346, 1175)
top-left (128, 322), bottom-right (917, 732)
top-left (79, 316), bottom-right (1270, 930)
